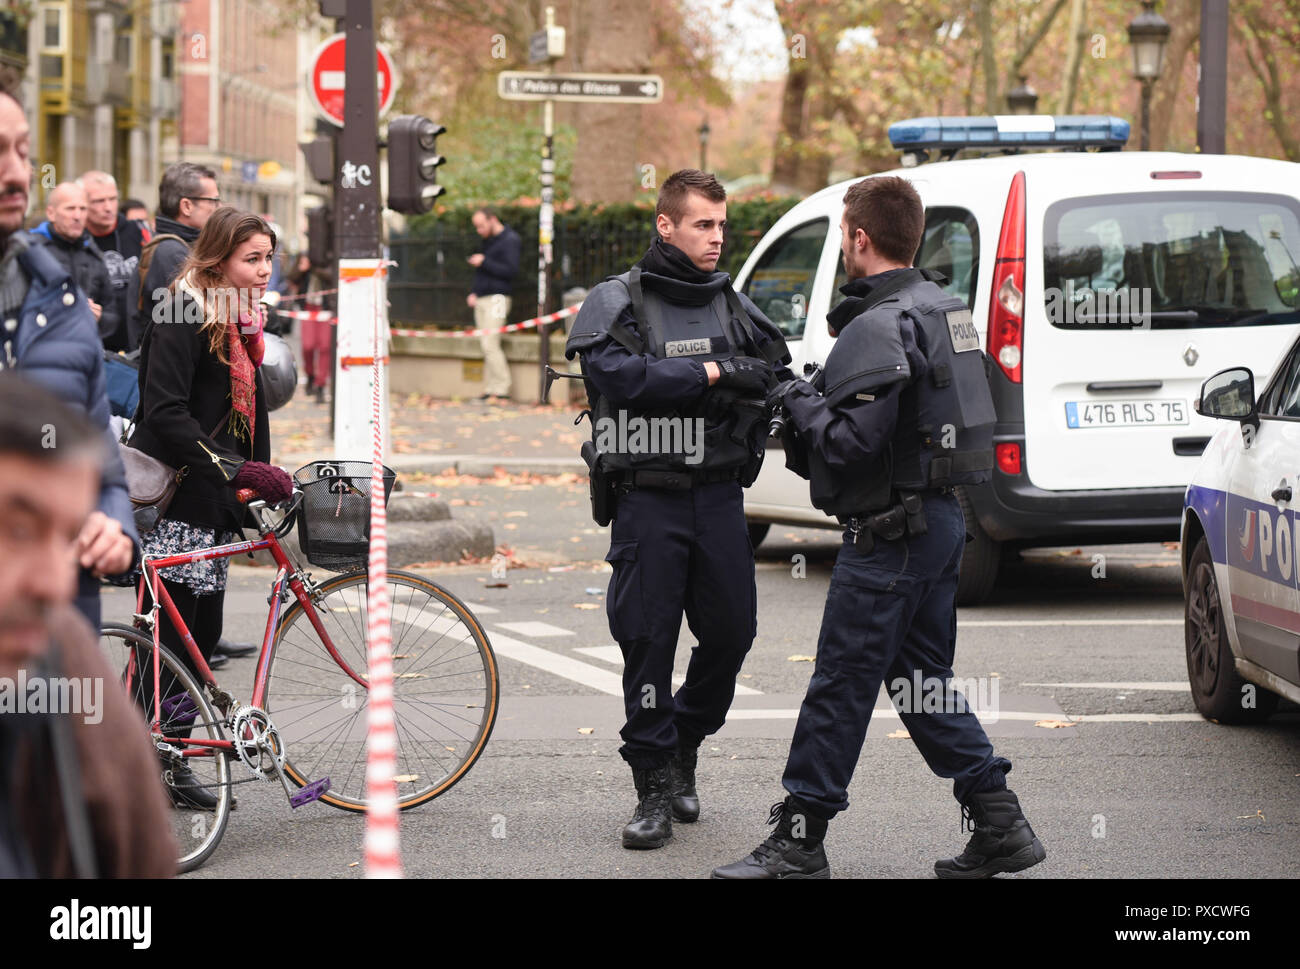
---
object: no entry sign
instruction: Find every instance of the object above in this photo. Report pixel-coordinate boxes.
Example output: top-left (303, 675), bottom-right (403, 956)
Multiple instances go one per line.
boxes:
top-left (308, 33), bottom-right (398, 128)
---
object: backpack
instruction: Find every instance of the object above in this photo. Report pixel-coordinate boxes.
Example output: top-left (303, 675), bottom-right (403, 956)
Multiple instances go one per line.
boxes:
top-left (134, 233), bottom-right (186, 311)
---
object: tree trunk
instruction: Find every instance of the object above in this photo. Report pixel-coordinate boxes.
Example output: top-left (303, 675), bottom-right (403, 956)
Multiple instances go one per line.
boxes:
top-left (1057, 0), bottom-right (1087, 113)
top-left (976, 0), bottom-right (999, 111)
top-left (570, 0), bottom-right (652, 202)
top-left (770, 57), bottom-right (811, 193)
top-left (1148, 0), bottom-right (1198, 151)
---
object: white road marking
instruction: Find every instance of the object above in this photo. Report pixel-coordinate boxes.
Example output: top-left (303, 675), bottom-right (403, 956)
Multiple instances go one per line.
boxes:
top-left (489, 634), bottom-right (623, 695)
top-left (958, 619), bottom-right (1180, 626)
top-left (472, 604), bottom-right (499, 615)
top-left (1023, 681), bottom-right (1190, 691)
top-left (573, 645), bottom-right (762, 695)
top-left (497, 621), bottom-right (573, 638)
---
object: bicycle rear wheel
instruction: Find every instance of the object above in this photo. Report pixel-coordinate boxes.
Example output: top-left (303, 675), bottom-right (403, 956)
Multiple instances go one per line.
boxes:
top-left (264, 571), bottom-right (499, 811)
top-left (99, 623), bottom-right (233, 873)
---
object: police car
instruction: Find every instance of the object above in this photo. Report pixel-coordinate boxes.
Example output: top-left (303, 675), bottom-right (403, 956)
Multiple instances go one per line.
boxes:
top-left (1182, 354), bottom-right (1300, 722)
top-left (735, 115), bottom-right (1300, 604)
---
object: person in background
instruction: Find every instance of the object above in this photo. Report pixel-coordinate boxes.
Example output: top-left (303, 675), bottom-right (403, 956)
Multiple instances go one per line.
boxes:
top-left (80, 171), bottom-right (149, 351)
top-left (290, 252), bottom-right (332, 403)
top-left (28, 182), bottom-right (121, 350)
top-left (0, 89), bottom-right (137, 632)
top-left (126, 161), bottom-right (220, 351)
top-left (0, 374), bottom-right (177, 878)
top-left (120, 198), bottom-right (151, 228)
top-left (467, 207), bottom-right (520, 403)
top-left (129, 207), bottom-right (294, 808)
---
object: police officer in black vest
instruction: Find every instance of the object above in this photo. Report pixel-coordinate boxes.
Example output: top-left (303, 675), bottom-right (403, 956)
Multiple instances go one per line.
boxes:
top-left (565, 170), bottom-right (791, 849)
top-left (712, 176), bottom-right (1045, 879)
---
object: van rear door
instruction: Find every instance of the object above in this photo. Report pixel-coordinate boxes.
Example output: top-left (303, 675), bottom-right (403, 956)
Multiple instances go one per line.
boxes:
top-left (1023, 189), bottom-right (1300, 491)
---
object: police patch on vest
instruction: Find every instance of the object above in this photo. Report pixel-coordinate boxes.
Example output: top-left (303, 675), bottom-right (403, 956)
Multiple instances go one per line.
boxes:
top-left (664, 337), bottom-right (719, 357)
top-left (945, 309), bottom-right (980, 352)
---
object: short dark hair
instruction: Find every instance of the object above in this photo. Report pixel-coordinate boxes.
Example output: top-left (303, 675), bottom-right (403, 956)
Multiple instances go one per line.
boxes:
top-left (120, 197), bottom-right (147, 215)
top-left (473, 206), bottom-right (500, 223)
top-left (0, 374), bottom-right (102, 465)
top-left (842, 176), bottom-right (924, 265)
top-left (158, 162), bottom-right (218, 219)
top-left (656, 170), bottom-right (726, 226)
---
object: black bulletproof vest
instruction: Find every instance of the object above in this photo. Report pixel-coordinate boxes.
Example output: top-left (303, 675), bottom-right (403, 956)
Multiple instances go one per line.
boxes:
top-left (809, 270), bottom-right (995, 518)
top-left (593, 268), bottom-right (755, 473)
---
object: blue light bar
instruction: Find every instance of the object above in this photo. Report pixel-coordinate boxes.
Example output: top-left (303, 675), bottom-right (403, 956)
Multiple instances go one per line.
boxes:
top-left (888, 115), bottom-right (1130, 153)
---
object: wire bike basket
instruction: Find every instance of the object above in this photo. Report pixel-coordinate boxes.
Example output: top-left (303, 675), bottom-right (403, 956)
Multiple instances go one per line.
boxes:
top-left (294, 460), bottom-right (397, 571)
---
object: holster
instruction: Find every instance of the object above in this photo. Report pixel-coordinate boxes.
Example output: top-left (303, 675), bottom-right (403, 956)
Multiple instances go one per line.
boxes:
top-left (581, 440), bottom-right (616, 527)
top-left (850, 504), bottom-right (908, 552)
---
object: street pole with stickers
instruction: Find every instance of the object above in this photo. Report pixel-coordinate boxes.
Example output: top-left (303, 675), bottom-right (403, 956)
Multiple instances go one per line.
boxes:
top-left (316, 0), bottom-right (390, 460)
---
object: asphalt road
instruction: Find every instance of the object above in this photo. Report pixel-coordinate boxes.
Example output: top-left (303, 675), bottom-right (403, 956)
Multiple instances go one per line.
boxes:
top-left (99, 474), bottom-right (1300, 881)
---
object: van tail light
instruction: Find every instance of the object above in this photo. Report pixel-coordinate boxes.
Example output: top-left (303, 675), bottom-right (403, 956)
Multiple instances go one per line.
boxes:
top-left (995, 443), bottom-right (1022, 475)
top-left (988, 171), bottom-right (1026, 383)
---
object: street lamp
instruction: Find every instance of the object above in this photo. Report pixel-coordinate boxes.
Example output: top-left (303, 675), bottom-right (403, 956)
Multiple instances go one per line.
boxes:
top-left (697, 117), bottom-right (710, 172)
top-left (1006, 75), bottom-right (1038, 115)
top-left (1127, 0), bottom-right (1171, 150)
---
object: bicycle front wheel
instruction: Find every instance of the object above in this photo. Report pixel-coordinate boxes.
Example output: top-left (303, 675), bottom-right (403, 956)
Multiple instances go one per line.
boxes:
top-left (99, 624), bottom-right (233, 873)
top-left (264, 571), bottom-right (499, 811)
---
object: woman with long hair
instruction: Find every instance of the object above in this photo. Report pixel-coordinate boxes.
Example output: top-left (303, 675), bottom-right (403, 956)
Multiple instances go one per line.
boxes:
top-left (130, 207), bottom-right (294, 809)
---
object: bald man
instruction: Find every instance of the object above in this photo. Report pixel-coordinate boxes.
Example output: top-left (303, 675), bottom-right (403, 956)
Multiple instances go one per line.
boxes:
top-left (29, 182), bottom-right (120, 346)
top-left (79, 170), bottom-right (148, 351)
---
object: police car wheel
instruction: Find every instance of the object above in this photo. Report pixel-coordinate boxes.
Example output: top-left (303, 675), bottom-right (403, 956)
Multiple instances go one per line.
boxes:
top-left (747, 522), bottom-right (771, 549)
top-left (954, 486), bottom-right (999, 606)
top-left (1184, 537), bottom-right (1279, 724)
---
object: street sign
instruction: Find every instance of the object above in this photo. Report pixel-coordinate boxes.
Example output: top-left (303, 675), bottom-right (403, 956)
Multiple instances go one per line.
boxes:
top-left (528, 25), bottom-right (565, 64)
top-left (308, 32), bottom-right (398, 128)
top-left (497, 71), bottom-right (663, 104)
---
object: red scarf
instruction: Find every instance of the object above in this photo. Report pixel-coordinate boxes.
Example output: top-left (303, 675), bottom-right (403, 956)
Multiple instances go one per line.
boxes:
top-left (225, 305), bottom-right (264, 444)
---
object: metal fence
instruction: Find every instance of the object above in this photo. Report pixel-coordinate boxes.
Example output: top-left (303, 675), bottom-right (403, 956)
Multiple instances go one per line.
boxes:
top-left (388, 215), bottom-right (656, 327)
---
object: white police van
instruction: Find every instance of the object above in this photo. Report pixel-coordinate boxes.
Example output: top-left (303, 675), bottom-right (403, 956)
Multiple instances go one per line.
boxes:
top-left (1183, 355), bottom-right (1300, 722)
top-left (735, 115), bottom-right (1300, 604)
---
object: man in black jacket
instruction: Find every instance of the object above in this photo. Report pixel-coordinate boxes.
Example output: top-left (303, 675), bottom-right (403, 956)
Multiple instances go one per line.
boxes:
top-left (468, 207), bottom-right (520, 402)
top-left (28, 182), bottom-right (121, 349)
top-left (80, 170), bottom-right (149, 352)
top-left (126, 162), bottom-right (219, 349)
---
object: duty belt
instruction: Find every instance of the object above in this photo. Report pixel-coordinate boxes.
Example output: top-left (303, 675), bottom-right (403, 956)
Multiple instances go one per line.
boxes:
top-left (846, 487), bottom-right (953, 552)
top-left (615, 467), bottom-right (742, 492)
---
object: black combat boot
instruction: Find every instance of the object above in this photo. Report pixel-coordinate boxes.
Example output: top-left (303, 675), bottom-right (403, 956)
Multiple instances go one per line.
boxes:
top-left (710, 797), bottom-right (831, 879)
top-left (934, 788), bottom-right (1046, 879)
top-left (670, 739), bottom-right (700, 823)
top-left (622, 764), bottom-right (674, 849)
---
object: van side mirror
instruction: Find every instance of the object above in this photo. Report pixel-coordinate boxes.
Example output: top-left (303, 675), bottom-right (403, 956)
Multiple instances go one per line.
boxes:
top-left (1197, 367), bottom-right (1259, 445)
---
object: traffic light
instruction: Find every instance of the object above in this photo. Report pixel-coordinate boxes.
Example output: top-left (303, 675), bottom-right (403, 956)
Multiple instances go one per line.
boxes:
top-left (306, 205), bottom-right (333, 267)
top-left (387, 115), bottom-right (446, 214)
top-left (299, 136), bottom-right (335, 186)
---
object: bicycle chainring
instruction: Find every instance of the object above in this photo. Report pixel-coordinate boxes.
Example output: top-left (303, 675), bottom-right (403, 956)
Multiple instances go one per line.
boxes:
top-left (229, 705), bottom-right (285, 780)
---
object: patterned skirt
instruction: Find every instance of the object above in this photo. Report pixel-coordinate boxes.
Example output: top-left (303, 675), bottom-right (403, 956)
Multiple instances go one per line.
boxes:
top-left (139, 517), bottom-right (239, 595)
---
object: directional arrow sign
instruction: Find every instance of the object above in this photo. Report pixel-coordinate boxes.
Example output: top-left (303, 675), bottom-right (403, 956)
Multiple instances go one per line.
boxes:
top-left (497, 71), bottom-right (664, 104)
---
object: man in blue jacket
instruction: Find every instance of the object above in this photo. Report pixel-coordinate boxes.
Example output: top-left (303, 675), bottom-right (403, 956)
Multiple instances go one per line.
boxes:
top-left (0, 87), bottom-right (137, 628)
top-left (467, 207), bottom-right (520, 402)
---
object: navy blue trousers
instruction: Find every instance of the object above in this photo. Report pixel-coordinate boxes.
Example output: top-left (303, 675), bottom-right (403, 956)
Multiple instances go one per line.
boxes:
top-left (782, 492), bottom-right (1010, 818)
top-left (605, 481), bottom-right (755, 769)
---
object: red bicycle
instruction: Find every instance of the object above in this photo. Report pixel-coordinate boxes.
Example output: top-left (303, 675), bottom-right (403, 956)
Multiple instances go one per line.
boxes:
top-left (99, 461), bottom-right (499, 872)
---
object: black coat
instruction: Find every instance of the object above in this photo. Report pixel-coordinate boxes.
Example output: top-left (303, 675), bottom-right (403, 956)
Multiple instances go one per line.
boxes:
top-left (471, 225), bottom-right (521, 296)
top-left (89, 214), bottom-right (148, 351)
top-left (27, 224), bottom-right (122, 350)
top-left (130, 289), bottom-right (270, 533)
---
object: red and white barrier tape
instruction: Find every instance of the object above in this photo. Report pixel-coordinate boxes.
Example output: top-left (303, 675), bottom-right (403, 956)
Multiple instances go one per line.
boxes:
top-left (364, 273), bottom-right (401, 879)
top-left (391, 303), bottom-right (582, 339)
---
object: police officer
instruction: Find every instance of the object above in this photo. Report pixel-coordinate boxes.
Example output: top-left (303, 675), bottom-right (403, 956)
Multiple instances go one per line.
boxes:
top-left (565, 170), bottom-right (791, 849)
top-left (711, 176), bottom-right (1045, 879)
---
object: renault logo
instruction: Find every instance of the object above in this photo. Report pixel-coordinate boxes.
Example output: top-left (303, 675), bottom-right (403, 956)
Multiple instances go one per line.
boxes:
top-left (1183, 344), bottom-right (1199, 367)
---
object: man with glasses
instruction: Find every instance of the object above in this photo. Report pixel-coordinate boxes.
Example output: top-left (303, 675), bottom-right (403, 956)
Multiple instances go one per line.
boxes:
top-left (126, 162), bottom-right (219, 350)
